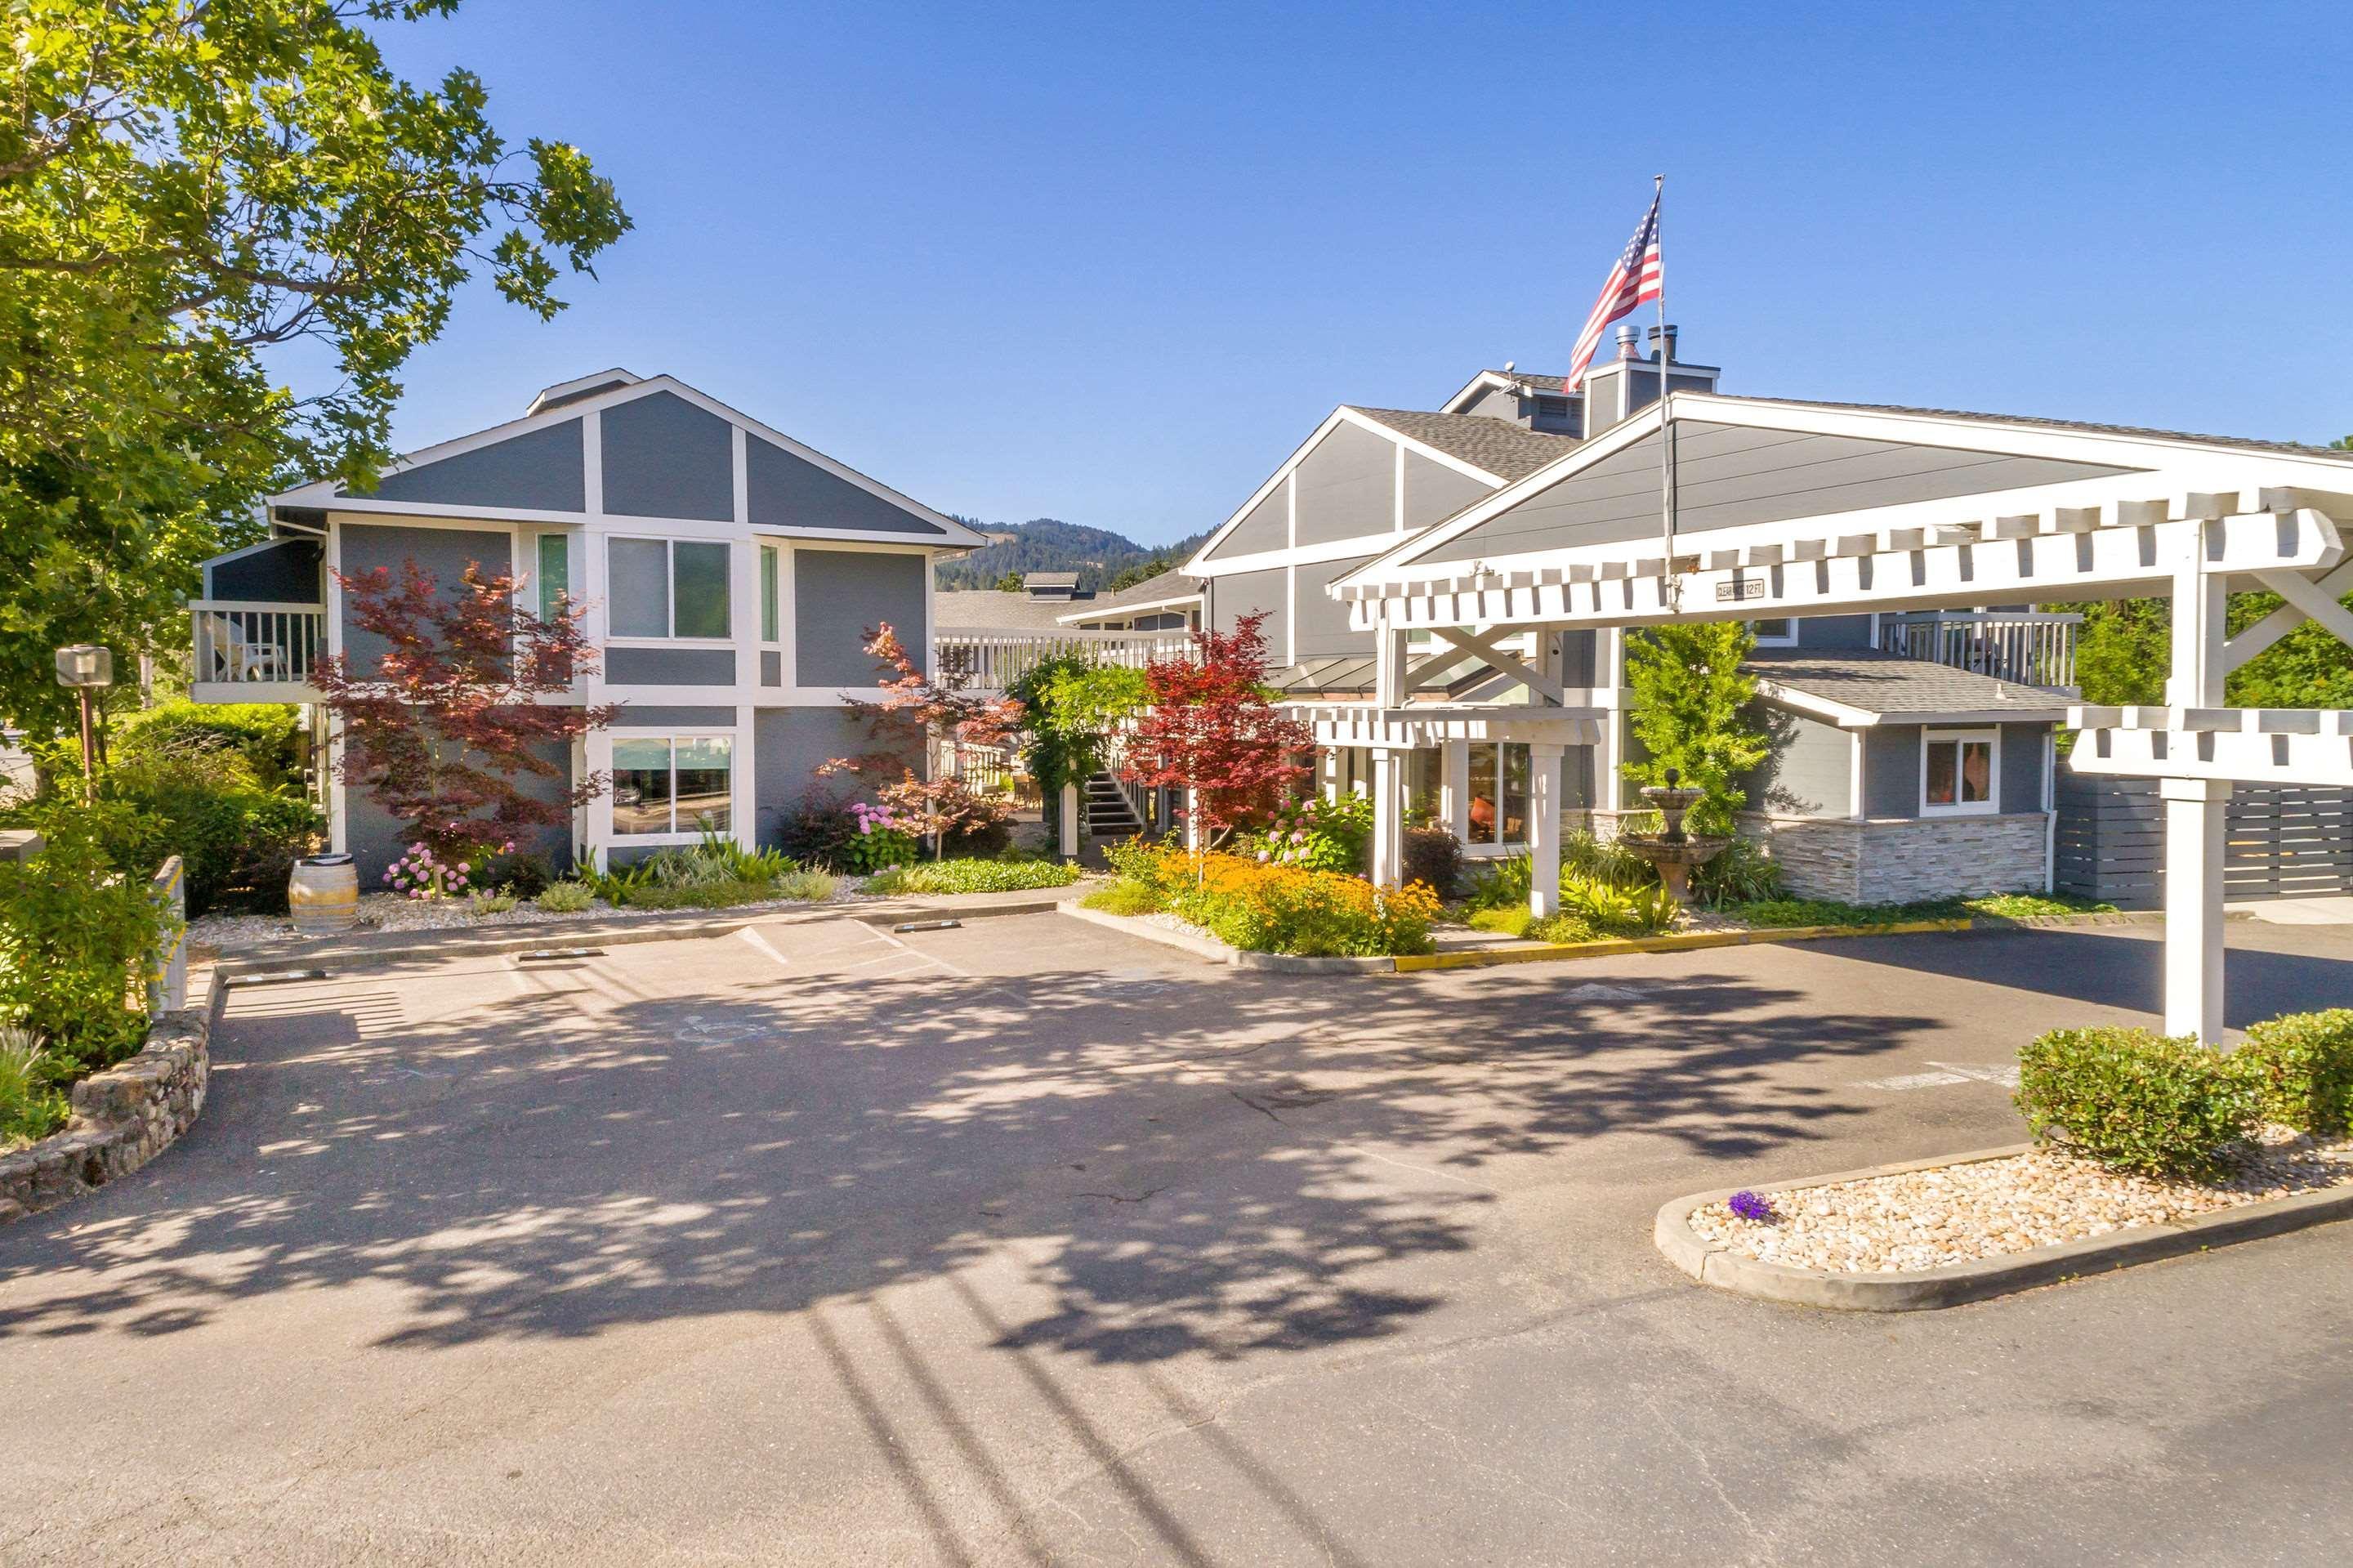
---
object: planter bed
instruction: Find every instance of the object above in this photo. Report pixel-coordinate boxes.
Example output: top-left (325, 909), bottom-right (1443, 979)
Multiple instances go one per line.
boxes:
top-left (1658, 1131), bottom-right (2353, 1310)
top-left (193, 881), bottom-right (900, 953)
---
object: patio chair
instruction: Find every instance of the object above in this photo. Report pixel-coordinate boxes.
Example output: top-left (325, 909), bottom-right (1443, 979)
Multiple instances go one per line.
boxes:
top-left (202, 613), bottom-right (288, 682)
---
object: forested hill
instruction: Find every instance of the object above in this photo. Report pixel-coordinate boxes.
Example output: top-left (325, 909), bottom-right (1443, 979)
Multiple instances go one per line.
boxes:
top-left (935, 517), bottom-right (1212, 592)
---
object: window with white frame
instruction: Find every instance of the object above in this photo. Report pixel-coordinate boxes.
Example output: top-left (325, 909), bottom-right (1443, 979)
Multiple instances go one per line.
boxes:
top-left (608, 538), bottom-right (730, 640)
top-left (535, 534), bottom-right (570, 622)
top-left (759, 544), bottom-right (780, 643)
top-left (1749, 618), bottom-right (1796, 646)
top-left (611, 736), bottom-right (733, 835)
top-left (1466, 740), bottom-right (1530, 847)
top-left (1921, 728), bottom-right (1998, 815)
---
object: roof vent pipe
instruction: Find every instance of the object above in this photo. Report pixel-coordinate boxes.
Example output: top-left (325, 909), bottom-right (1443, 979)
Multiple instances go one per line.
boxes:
top-left (1647, 323), bottom-right (1679, 364)
top-left (1615, 323), bottom-right (1642, 361)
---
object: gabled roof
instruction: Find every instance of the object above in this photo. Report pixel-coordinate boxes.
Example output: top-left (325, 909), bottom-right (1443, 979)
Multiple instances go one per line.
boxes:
top-left (1748, 649), bottom-right (2070, 726)
top-left (1437, 368), bottom-right (1572, 413)
top-left (1054, 567), bottom-right (1200, 623)
top-left (932, 589), bottom-right (1086, 631)
top-left (1742, 396), bottom-right (2353, 463)
top-left (269, 373), bottom-right (986, 549)
top-left (1343, 409), bottom-right (1583, 480)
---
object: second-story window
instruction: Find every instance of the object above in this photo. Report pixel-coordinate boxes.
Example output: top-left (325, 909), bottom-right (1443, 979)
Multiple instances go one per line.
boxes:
top-left (537, 534), bottom-right (570, 622)
top-left (609, 538), bottom-right (730, 640)
top-left (760, 545), bottom-right (779, 643)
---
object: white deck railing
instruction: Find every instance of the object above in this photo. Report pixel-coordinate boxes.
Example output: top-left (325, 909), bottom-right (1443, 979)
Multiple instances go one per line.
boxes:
top-left (1876, 611), bottom-right (2080, 691)
top-left (932, 629), bottom-right (1194, 694)
top-left (191, 601), bottom-right (325, 686)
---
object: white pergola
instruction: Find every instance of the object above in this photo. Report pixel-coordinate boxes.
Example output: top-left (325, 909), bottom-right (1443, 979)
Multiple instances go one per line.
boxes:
top-left (1327, 395), bottom-right (2353, 1043)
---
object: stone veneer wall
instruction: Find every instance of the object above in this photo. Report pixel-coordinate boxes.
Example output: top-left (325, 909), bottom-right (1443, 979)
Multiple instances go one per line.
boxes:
top-left (0, 989), bottom-right (215, 1223)
top-left (1740, 813), bottom-right (2051, 905)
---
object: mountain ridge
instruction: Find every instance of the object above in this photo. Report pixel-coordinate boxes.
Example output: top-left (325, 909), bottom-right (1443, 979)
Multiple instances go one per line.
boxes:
top-left (935, 516), bottom-right (1212, 592)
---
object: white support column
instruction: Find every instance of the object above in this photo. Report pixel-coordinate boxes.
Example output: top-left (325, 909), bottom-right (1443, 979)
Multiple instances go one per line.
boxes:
top-left (1441, 739), bottom-right (1471, 843)
top-left (1597, 628), bottom-right (1627, 827)
top-left (1060, 781), bottom-right (1081, 860)
top-left (1529, 742), bottom-right (1564, 919)
top-left (2163, 525), bottom-right (2230, 1043)
top-left (733, 703), bottom-right (757, 851)
top-left (1373, 628), bottom-right (1410, 708)
top-left (1369, 747), bottom-right (1404, 887)
top-left (2163, 776), bottom-right (2230, 1043)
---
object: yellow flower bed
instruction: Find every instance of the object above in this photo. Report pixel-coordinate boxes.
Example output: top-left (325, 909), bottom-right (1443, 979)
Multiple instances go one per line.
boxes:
top-left (1111, 845), bottom-right (1442, 957)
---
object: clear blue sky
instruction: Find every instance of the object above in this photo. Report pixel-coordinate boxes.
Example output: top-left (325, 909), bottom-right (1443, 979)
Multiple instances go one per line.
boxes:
top-left (353, 1), bottom-right (2353, 547)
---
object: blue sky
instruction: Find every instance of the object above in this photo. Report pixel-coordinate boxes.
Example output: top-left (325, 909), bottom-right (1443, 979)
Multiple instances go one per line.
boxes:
top-left (352, 1), bottom-right (2353, 547)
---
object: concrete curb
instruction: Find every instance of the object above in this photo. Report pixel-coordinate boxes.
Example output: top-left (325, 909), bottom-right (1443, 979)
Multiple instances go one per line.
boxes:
top-left (210, 891), bottom-right (1087, 979)
top-left (1654, 1144), bottom-right (2353, 1311)
top-left (1058, 903), bottom-right (1400, 972)
top-left (1394, 918), bottom-right (1971, 972)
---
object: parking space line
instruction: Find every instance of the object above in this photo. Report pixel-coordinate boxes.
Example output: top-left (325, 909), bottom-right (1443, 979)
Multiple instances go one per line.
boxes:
top-left (857, 919), bottom-right (976, 980)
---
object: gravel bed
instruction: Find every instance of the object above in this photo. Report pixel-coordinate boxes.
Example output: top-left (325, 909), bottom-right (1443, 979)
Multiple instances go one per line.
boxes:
top-left (1690, 1129), bottom-right (2353, 1274)
top-left (188, 884), bottom-right (881, 952)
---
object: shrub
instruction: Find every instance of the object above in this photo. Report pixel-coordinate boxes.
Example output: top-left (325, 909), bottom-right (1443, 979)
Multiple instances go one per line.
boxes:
top-left (535, 881), bottom-right (595, 914)
top-left (1401, 825), bottom-right (1463, 900)
top-left (775, 789), bottom-right (862, 869)
top-left (2233, 1009), bottom-right (2353, 1136)
top-left (484, 849), bottom-right (554, 897)
top-left (942, 815), bottom-right (1013, 859)
top-left (0, 798), bottom-right (169, 1077)
top-left (1083, 880), bottom-right (1164, 916)
top-left (1559, 874), bottom-right (1679, 936)
top-left (1690, 833), bottom-right (1784, 907)
top-left (112, 700), bottom-right (306, 791)
top-left (1138, 847), bottom-right (1441, 956)
top-left (0, 1029), bottom-right (69, 1150)
top-left (1467, 905), bottom-right (1533, 937)
top-left (2016, 1026), bottom-right (2258, 1178)
top-left (841, 802), bottom-right (919, 874)
top-left (61, 744), bottom-right (323, 914)
top-left (1243, 793), bottom-right (1373, 873)
top-left (774, 869), bottom-right (837, 901)
top-left (865, 859), bottom-right (1083, 896)
top-left (1464, 854), bottom-right (1534, 913)
top-left (468, 891), bottom-right (519, 917)
top-left (1529, 913), bottom-right (1599, 945)
top-left (1562, 829), bottom-right (1658, 890)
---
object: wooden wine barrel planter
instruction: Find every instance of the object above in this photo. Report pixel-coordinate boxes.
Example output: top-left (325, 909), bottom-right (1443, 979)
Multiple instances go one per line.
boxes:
top-left (288, 853), bottom-right (359, 935)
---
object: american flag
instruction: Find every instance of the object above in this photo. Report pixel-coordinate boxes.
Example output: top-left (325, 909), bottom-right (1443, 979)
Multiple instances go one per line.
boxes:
top-left (1565, 194), bottom-right (1662, 391)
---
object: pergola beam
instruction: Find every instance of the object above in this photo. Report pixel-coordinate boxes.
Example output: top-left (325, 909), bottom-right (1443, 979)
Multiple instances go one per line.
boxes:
top-left (1344, 507), bottom-right (2345, 633)
top-left (1424, 626), bottom-right (1565, 704)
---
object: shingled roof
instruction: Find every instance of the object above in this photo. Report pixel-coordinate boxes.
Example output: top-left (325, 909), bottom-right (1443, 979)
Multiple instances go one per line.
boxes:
top-left (1734, 395), bottom-right (2353, 462)
top-left (1344, 409), bottom-right (1583, 481)
top-left (1745, 648), bottom-right (2071, 723)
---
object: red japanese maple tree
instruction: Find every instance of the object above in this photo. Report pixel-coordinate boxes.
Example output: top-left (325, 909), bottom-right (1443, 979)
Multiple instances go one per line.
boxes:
top-left (1123, 611), bottom-right (1310, 855)
top-left (314, 559), bottom-right (620, 860)
top-left (821, 622), bottom-right (1026, 857)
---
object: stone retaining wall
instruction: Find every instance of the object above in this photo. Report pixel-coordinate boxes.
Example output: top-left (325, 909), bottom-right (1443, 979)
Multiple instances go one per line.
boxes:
top-left (1742, 812), bottom-right (2051, 905)
top-left (0, 989), bottom-right (214, 1224)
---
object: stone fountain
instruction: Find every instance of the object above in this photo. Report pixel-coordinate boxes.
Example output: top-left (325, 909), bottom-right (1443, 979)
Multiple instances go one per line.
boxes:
top-left (1618, 769), bottom-right (1733, 907)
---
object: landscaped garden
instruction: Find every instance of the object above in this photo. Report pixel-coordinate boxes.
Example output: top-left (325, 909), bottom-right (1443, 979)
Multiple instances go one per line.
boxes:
top-left (1690, 1009), bottom-right (2353, 1275)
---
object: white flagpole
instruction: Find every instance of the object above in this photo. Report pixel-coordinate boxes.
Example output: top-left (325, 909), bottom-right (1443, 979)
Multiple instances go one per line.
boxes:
top-left (1653, 174), bottom-right (1677, 609)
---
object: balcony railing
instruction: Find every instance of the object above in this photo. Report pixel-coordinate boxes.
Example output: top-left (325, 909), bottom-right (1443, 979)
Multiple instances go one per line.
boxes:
top-left (191, 601), bottom-right (324, 692)
top-left (1876, 610), bottom-right (2080, 692)
top-left (932, 629), bottom-right (1194, 694)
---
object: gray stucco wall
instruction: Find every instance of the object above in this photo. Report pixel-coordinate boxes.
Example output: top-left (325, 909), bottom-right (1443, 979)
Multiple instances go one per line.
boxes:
top-left (209, 538), bottom-right (322, 602)
top-left (1208, 566), bottom-right (1288, 657)
top-left (346, 419), bottom-right (585, 513)
top-left (1292, 556), bottom-right (1372, 660)
top-left (795, 548), bottom-right (927, 685)
top-left (604, 646), bottom-right (735, 686)
top-left (1748, 706), bottom-right (1851, 818)
top-left (2000, 722), bottom-right (2047, 815)
top-left (609, 704), bottom-right (736, 729)
top-left (1856, 720), bottom-right (2047, 819)
top-left (337, 523), bottom-right (513, 673)
top-left (1422, 422), bottom-right (2134, 565)
top-left (748, 436), bottom-right (944, 535)
top-left (1558, 630), bottom-right (1597, 687)
top-left (346, 735), bottom-right (574, 882)
top-left (601, 391), bottom-right (734, 521)
top-left (752, 706), bottom-right (913, 844)
top-left (1401, 450), bottom-right (1494, 532)
top-left (1202, 480), bottom-right (1288, 561)
top-left (1293, 422), bottom-right (1395, 547)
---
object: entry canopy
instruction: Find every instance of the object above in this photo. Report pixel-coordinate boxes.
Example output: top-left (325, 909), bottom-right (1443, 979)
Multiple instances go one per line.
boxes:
top-left (1333, 395), bottom-right (2353, 632)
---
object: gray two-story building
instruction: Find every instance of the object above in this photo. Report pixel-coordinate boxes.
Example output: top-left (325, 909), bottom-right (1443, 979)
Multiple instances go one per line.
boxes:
top-left (190, 369), bottom-right (987, 877)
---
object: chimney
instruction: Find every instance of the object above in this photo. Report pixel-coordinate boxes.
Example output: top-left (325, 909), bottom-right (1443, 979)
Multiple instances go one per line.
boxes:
top-left (1615, 324), bottom-right (1641, 362)
top-left (1647, 323), bottom-right (1680, 364)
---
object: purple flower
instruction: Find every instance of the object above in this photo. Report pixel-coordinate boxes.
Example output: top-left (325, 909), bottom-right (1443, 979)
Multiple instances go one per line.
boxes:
top-left (1728, 1191), bottom-right (1777, 1224)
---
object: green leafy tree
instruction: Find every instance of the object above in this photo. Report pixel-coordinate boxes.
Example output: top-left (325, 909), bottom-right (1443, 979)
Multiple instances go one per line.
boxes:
top-left (0, 1), bottom-right (630, 736)
top-left (992, 570), bottom-right (1025, 592)
top-left (2071, 592), bottom-right (2353, 710)
top-left (1621, 621), bottom-right (1769, 837)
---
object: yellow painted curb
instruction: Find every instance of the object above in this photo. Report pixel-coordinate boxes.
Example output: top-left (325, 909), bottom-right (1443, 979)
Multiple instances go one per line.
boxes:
top-left (1392, 917), bottom-right (1974, 972)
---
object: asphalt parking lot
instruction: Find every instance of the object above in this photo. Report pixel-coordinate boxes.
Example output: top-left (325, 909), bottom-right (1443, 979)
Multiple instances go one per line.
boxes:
top-left (3, 912), bottom-right (2351, 1566)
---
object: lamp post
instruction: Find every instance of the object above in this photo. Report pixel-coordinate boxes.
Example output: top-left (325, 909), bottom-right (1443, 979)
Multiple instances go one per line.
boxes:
top-left (54, 644), bottom-right (113, 791)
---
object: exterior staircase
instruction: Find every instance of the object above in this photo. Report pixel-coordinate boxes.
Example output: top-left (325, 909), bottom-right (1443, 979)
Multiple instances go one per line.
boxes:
top-left (1080, 771), bottom-right (1145, 838)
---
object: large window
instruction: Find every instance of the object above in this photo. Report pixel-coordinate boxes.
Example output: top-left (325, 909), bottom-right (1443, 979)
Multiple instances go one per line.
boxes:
top-left (608, 538), bottom-right (731, 639)
top-left (1922, 728), bottom-right (1998, 815)
top-left (612, 736), bottom-right (733, 835)
top-left (1467, 741), bottom-right (1531, 847)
